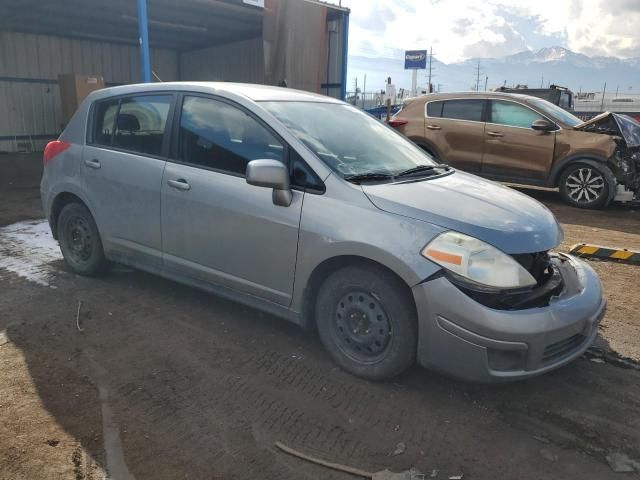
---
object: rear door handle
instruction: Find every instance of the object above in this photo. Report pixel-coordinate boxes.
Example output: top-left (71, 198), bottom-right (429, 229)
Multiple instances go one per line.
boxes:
top-left (426, 124), bottom-right (441, 130)
top-left (167, 178), bottom-right (191, 191)
top-left (487, 131), bottom-right (503, 137)
top-left (84, 159), bottom-right (101, 169)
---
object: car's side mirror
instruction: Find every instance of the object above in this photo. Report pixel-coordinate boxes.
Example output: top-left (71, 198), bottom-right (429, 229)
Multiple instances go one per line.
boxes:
top-left (246, 159), bottom-right (292, 207)
top-left (531, 119), bottom-right (556, 132)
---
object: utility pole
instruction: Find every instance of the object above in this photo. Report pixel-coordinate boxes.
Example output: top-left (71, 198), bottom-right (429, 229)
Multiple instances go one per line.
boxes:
top-left (353, 77), bottom-right (358, 105)
top-left (600, 82), bottom-right (607, 111)
top-left (386, 77), bottom-right (392, 122)
top-left (475, 61), bottom-right (481, 91)
top-left (362, 74), bottom-right (367, 109)
top-left (484, 76), bottom-right (488, 91)
top-left (615, 84), bottom-right (619, 98)
top-left (540, 75), bottom-right (544, 88)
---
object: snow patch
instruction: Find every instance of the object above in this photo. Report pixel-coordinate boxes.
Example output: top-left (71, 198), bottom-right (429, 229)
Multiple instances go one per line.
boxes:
top-left (0, 219), bottom-right (62, 286)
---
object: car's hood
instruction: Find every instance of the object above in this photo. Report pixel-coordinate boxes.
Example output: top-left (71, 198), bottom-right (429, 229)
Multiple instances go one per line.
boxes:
top-left (362, 171), bottom-right (563, 254)
top-left (575, 111), bottom-right (640, 148)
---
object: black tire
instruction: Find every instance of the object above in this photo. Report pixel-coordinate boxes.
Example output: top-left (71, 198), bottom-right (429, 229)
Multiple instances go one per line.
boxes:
top-left (558, 161), bottom-right (615, 209)
top-left (315, 265), bottom-right (417, 380)
top-left (57, 202), bottom-right (107, 276)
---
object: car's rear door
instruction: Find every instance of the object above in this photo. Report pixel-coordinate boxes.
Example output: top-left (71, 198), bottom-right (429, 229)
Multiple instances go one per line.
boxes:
top-left (423, 98), bottom-right (486, 172)
top-left (481, 99), bottom-right (556, 181)
top-left (160, 94), bottom-right (303, 306)
top-left (83, 93), bottom-right (174, 269)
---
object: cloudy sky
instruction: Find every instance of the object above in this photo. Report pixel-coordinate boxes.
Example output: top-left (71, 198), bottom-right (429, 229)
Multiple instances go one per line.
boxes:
top-left (328, 0), bottom-right (640, 63)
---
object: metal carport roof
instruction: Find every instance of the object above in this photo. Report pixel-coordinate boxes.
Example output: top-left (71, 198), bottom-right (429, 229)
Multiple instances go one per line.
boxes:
top-left (0, 0), bottom-right (264, 51)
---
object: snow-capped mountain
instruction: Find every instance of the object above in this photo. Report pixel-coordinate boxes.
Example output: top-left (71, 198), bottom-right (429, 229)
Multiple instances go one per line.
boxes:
top-left (348, 46), bottom-right (640, 94)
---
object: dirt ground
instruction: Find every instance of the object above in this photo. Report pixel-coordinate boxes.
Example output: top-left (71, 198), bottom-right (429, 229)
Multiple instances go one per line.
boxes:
top-left (1, 153), bottom-right (640, 480)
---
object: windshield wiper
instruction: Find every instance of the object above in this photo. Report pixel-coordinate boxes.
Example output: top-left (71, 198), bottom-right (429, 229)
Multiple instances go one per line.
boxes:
top-left (395, 164), bottom-right (450, 178)
top-left (343, 172), bottom-right (395, 183)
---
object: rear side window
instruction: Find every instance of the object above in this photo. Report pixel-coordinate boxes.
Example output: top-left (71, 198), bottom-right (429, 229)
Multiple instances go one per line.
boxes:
top-left (441, 99), bottom-right (485, 122)
top-left (426, 101), bottom-right (443, 117)
top-left (178, 96), bottom-right (284, 176)
top-left (92, 99), bottom-right (119, 146)
top-left (113, 95), bottom-right (172, 156)
top-left (490, 100), bottom-right (543, 128)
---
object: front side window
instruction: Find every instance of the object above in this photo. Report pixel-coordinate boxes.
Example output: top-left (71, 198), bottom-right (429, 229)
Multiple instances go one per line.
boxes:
top-left (527, 97), bottom-right (581, 127)
top-left (490, 100), bottom-right (544, 128)
top-left (113, 95), bottom-right (172, 156)
top-left (178, 96), bottom-right (284, 175)
top-left (441, 99), bottom-right (484, 122)
top-left (92, 99), bottom-right (119, 146)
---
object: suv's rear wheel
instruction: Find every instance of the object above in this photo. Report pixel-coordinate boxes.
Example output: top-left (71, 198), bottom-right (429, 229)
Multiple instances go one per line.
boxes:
top-left (559, 162), bottom-right (615, 209)
top-left (315, 265), bottom-right (417, 380)
top-left (57, 202), bottom-right (107, 275)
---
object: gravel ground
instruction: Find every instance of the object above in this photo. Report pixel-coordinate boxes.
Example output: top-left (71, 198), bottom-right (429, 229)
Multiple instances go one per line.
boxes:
top-left (1, 153), bottom-right (639, 480)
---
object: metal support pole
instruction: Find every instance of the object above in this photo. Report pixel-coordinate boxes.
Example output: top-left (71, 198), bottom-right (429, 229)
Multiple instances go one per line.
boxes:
top-left (411, 69), bottom-right (417, 98)
top-left (137, 0), bottom-right (151, 83)
top-left (340, 11), bottom-right (350, 100)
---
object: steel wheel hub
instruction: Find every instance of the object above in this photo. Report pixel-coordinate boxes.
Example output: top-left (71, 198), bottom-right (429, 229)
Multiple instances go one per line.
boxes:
top-left (566, 168), bottom-right (605, 203)
top-left (334, 291), bottom-right (391, 360)
top-left (66, 216), bottom-right (93, 263)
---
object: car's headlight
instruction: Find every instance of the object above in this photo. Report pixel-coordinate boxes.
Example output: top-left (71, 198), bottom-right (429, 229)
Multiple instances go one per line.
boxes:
top-left (422, 231), bottom-right (537, 289)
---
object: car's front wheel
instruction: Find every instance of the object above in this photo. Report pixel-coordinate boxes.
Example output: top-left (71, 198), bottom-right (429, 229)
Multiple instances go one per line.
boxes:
top-left (559, 162), bottom-right (615, 209)
top-left (57, 202), bottom-right (107, 276)
top-left (315, 265), bottom-right (417, 380)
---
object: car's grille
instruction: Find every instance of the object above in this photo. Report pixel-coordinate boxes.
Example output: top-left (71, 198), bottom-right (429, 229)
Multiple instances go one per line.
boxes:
top-left (542, 334), bottom-right (584, 364)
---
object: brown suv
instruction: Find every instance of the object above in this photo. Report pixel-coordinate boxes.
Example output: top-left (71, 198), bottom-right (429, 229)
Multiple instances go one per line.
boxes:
top-left (390, 92), bottom-right (640, 208)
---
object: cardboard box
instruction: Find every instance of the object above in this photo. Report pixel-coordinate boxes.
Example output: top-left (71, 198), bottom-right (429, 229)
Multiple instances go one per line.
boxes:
top-left (58, 74), bottom-right (105, 125)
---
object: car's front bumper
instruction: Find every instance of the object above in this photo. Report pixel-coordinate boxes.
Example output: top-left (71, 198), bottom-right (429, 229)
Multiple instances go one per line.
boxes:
top-left (413, 253), bottom-right (606, 382)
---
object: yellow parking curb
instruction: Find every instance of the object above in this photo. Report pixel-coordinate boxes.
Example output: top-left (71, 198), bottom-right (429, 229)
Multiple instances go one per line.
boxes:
top-left (570, 244), bottom-right (640, 264)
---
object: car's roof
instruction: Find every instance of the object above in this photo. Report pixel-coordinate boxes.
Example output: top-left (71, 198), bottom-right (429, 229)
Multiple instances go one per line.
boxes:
top-left (408, 91), bottom-right (540, 103)
top-left (90, 81), bottom-right (343, 103)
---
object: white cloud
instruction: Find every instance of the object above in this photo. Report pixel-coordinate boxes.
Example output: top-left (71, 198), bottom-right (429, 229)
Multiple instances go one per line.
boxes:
top-left (329, 0), bottom-right (640, 62)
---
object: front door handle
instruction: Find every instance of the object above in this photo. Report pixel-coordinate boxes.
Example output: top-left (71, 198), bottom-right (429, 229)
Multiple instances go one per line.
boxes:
top-left (84, 159), bottom-right (101, 169)
top-left (487, 131), bottom-right (504, 137)
top-left (167, 178), bottom-right (191, 191)
top-left (426, 124), bottom-right (441, 130)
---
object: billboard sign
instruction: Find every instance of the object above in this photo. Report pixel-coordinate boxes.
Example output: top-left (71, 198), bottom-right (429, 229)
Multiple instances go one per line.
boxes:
top-left (404, 50), bottom-right (427, 70)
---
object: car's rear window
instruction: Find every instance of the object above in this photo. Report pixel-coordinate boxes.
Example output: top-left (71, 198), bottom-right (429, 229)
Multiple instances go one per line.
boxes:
top-left (441, 99), bottom-right (484, 122)
top-left (426, 101), bottom-right (443, 117)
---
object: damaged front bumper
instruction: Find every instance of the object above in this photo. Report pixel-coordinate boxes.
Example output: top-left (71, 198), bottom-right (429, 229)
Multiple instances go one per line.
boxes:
top-left (413, 253), bottom-right (606, 382)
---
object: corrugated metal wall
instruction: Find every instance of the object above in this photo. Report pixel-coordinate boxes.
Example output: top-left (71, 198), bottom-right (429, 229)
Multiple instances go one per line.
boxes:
top-left (180, 38), bottom-right (265, 84)
top-left (0, 31), bottom-right (178, 152)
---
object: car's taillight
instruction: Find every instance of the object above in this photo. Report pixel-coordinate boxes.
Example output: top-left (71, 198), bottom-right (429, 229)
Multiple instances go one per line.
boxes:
top-left (387, 118), bottom-right (408, 128)
top-left (43, 140), bottom-right (71, 165)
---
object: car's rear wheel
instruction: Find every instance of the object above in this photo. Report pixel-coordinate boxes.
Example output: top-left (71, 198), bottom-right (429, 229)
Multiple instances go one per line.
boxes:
top-left (57, 202), bottom-right (107, 276)
top-left (559, 162), bottom-right (615, 209)
top-left (315, 265), bottom-right (417, 380)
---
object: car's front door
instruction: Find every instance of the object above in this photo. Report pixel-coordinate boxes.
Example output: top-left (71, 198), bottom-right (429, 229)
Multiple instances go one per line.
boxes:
top-left (423, 98), bottom-right (486, 172)
top-left (481, 100), bottom-right (556, 181)
top-left (161, 94), bottom-right (303, 306)
top-left (82, 94), bottom-right (174, 269)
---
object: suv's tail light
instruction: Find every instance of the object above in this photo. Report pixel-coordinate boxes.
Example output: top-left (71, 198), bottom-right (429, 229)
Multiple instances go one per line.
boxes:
top-left (43, 140), bottom-right (70, 165)
top-left (387, 118), bottom-right (408, 128)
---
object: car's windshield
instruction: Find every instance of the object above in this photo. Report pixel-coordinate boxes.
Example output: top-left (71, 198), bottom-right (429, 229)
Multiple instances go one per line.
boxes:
top-left (527, 97), bottom-right (582, 127)
top-left (262, 101), bottom-right (436, 177)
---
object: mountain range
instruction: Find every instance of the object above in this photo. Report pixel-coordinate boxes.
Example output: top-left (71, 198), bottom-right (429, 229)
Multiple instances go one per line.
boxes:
top-left (348, 47), bottom-right (640, 95)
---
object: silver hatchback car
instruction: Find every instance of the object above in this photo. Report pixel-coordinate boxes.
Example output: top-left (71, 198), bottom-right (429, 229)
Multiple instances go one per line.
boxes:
top-left (41, 82), bottom-right (606, 382)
